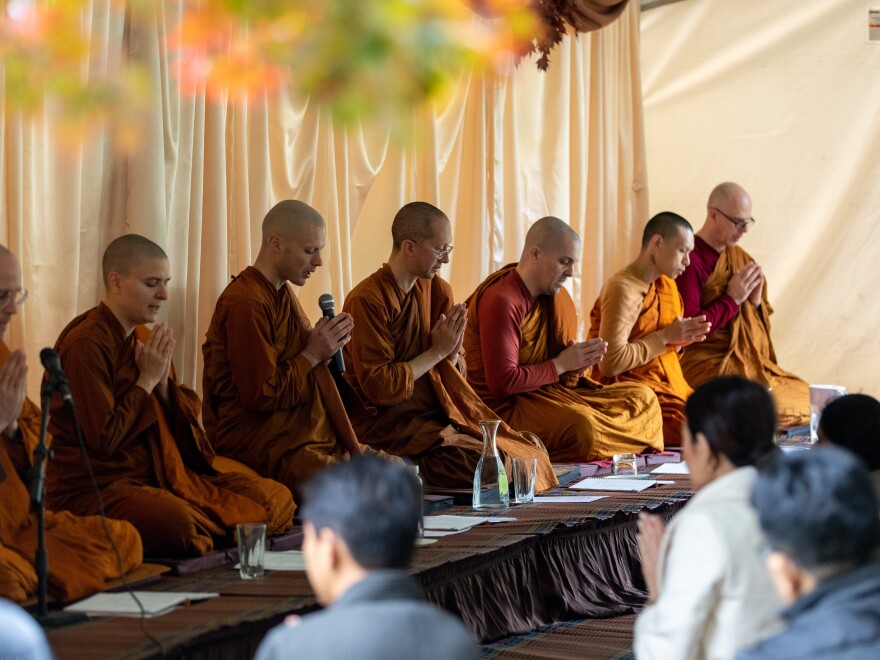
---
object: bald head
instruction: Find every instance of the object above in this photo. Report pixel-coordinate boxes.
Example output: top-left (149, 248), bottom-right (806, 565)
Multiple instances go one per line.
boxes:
top-left (102, 235), bottom-right (167, 288)
top-left (642, 212), bottom-right (693, 249)
top-left (391, 202), bottom-right (448, 250)
top-left (262, 200), bottom-right (326, 244)
top-left (522, 217), bottom-right (580, 256)
top-left (708, 182), bottom-right (750, 211)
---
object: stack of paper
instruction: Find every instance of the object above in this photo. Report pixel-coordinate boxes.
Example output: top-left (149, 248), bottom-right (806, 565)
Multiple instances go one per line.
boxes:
top-left (570, 477), bottom-right (655, 492)
top-left (64, 592), bottom-right (218, 618)
top-left (651, 462), bottom-right (690, 475)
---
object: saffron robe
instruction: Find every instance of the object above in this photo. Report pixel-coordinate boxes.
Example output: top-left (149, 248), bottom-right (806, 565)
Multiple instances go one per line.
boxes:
top-left (47, 303), bottom-right (293, 558)
top-left (464, 266), bottom-right (664, 461)
top-left (203, 267), bottom-right (365, 496)
top-left (0, 342), bottom-right (143, 603)
top-left (588, 266), bottom-right (692, 447)
top-left (342, 266), bottom-right (557, 491)
top-left (676, 241), bottom-right (809, 427)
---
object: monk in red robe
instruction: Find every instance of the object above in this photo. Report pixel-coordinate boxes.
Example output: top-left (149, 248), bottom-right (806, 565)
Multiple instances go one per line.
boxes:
top-left (0, 246), bottom-right (142, 603)
top-left (47, 236), bottom-right (293, 558)
top-left (675, 182), bottom-right (809, 427)
top-left (342, 202), bottom-right (556, 490)
top-left (588, 213), bottom-right (710, 446)
top-left (203, 201), bottom-right (370, 497)
top-left (464, 217), bottom-right (664, 461)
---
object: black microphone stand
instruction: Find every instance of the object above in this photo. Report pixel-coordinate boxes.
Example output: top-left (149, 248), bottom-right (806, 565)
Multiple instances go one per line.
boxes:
top-left (29, 378), bottom-right (87, 627)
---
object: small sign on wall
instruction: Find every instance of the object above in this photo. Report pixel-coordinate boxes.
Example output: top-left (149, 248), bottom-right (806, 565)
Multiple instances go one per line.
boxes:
top-left (870, 7), bottom-right (880, 42)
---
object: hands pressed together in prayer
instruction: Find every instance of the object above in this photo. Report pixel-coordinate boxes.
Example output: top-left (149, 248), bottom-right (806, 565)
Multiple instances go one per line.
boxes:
top-left (136, 323), bottom-right (175, 400)
top-left (302, 312), bottom-right (354, 369)
top-left (0, 348), bottom-right (27, 437)
top-left (727, 262), bottom-right (764, 307)
top-left (637, 511), bottom-right (667, 603)
top-left (553, 337), bottom-right (608, 376)
top-left (430, 303), bottom-right (467, 364)
top-left (661, 315), bottom-right (711, 348)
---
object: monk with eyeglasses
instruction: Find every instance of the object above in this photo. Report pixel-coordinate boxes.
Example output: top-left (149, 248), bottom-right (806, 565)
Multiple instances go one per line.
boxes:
top-left (675, 182), bottom-right (808, 427)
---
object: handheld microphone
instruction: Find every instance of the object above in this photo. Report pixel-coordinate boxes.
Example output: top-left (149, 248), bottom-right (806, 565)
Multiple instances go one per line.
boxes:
top-left (318, 293), bottom-right (346, 374)
top-left (40, 348), bottom-right (74, 405)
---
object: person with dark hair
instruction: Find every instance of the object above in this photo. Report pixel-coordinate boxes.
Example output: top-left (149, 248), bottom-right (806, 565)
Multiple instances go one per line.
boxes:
top-left (588, 212), bottom-right (710, 446)
top-left (464, 216), bottom-right (664, 461)
top-left (738, 447), bottom-right (880, 659)
top-left (675, 182), bottom-right (808, 427)
top-left (634, 376), bottom-right (781, 658)
top-left (255, 455), bottom-right (479, 660)
top-left (342, 202), bottom-right (556, 490)
top-left (818, 393), bottom-right (880, 499)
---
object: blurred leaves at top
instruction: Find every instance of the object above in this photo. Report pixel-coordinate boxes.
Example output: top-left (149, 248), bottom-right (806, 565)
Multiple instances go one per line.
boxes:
top-left (1, 0), bottom-right (540, 150)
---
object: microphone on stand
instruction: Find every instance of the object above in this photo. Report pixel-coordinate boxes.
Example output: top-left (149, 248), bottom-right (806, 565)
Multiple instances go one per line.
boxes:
top-left (40, 348), bottom-right (73, 405)
top-left (318, 293), bottom-right (346, 374)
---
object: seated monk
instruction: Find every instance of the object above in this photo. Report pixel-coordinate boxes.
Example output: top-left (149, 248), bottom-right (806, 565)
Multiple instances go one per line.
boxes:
top-left (464, 217), bottom-right (664, 462)
top-left (342, 202), bottom-right (556, 490)
top-left (588, 213), bottom-right (710, 446)
top-left (47, 235), bottom-right (293, 558)
top-left (203, 201), bottom-right (371, 497)
top-left (675, 182), bottom-right (809, 427)
top-left (0, 245), bottom-right (142, 603)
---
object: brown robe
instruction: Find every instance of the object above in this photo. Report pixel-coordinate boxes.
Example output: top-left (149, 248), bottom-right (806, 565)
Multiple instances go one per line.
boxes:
top-left (342, 265), bottom-right (557, 491)
top-left (203, 267), bottom-right (366, 497)
top-left (679, 246), bottom-right (809, 427)
top-left (47, 303), bottom-right (293, 558)
top-left (0, 341), bottom-right (143, 603)
top-left (589, 267), bottom-right (692, 446)
top-left (464, 266), bottom-right (664, 461)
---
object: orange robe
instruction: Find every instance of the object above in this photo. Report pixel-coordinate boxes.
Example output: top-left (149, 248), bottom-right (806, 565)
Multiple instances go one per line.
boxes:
top-left (203, 267), bottom-right (366, 496)
top-left (342, 266), bottom-right (557, 491)
top-left (47, 303), bottom-right (293, 558)
top-left (679, 246), bottom-right (809, 427)
top-left (0, 342), bottom-right (142, 603)
top-left (464, 266), bottom-right (664, 461)
top-left (588, 266), bottom-right (692, 447)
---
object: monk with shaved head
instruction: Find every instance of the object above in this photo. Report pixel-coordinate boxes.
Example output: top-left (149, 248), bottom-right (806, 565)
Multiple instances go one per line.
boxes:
top-left (47, 234), bottom-right (294, 558)
top-left (675, 183), bottom-right (809, 426)
top-left (588, 213), bottom-right (710, 446)
top-left (464, 217), bottom-right (664, 461)
top-left (341, 202), bottom-right (556, 490)
top-left (0, 245), bottom-right (143, 602)
top-left (203, 200), bottom-right (370, 497)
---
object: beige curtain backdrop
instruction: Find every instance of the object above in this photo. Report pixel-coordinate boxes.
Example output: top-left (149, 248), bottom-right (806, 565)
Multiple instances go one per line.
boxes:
top-left (641, 0), bottom-right (880, 396)
top-left (2, 1), bottom-right (646, 398)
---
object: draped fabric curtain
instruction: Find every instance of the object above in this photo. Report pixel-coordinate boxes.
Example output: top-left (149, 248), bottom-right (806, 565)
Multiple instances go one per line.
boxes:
top-left (1, 0), bottom-right (646, 396)
top-left (641, 0), bottom-right (880, 395)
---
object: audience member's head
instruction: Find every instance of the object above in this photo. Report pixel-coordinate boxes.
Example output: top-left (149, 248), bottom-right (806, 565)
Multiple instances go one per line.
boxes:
top-left (818, 393), bottom-right (880, 471)
top-left (751, 447), bottom-right (880, 603)
top-left (683, 376), bottom-right (777, 490)
top-left (299, 455), bottom-right (421, 605)
top-left (0, 599), bottom-right (53, 660)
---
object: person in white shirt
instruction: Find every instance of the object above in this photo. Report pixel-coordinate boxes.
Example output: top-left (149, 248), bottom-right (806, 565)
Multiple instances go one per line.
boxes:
top-left (634, 376), bottom-right (782, 659)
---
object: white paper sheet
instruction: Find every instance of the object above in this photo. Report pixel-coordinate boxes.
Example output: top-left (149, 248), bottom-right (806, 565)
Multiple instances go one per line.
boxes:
top-left (570, 477), bottom-right (655, 492)
top-left (423, 529), bottom-right (460, 538)
top-left (650, 462), bottom-right (690, 475)
top-left (532, 495), bottom-right (606, 503)
top-left (235, 550), bottom-right (307, 571)
top-left (64, 591), bottom-right (218, 617)
top-left (423, 515), bottom-right (487, 531)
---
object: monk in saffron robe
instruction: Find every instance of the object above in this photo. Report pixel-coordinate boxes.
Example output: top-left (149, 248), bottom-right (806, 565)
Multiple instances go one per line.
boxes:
top-left (0, 246), bottom-right (142, 603)
top-left (464, 217), bottom-right (664, 461)
top-left (588, 213), bottom-right (710, 446)
top-left (342, 202), bottom-right (556, 490)
top-left (203, 201), bottom-right (370, 497)
top-left (47, 235), bottom-right (293, 558)
top-left (675, 182), bottom-right (809, 427)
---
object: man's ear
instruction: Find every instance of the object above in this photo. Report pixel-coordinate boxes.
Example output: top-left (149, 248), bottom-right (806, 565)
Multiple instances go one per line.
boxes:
top-left (106, 271), bottom-right (121, 293)
top-left (528, 245), bottom-right (542, 262)
top-left (648, 234), bottom-right (663, 253)
top-left (766, 550), bottom-right (804, 605)
top-left (317, 526), bottom-right (343, 570)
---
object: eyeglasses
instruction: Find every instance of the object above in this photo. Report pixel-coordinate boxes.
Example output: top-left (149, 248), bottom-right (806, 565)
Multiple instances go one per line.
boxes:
top-left (0, 288), bottom-right (28, 307)
top-left (712, 207), bottom-right (755, 230)
top-left (414, 243), bottom-right (454, 259)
